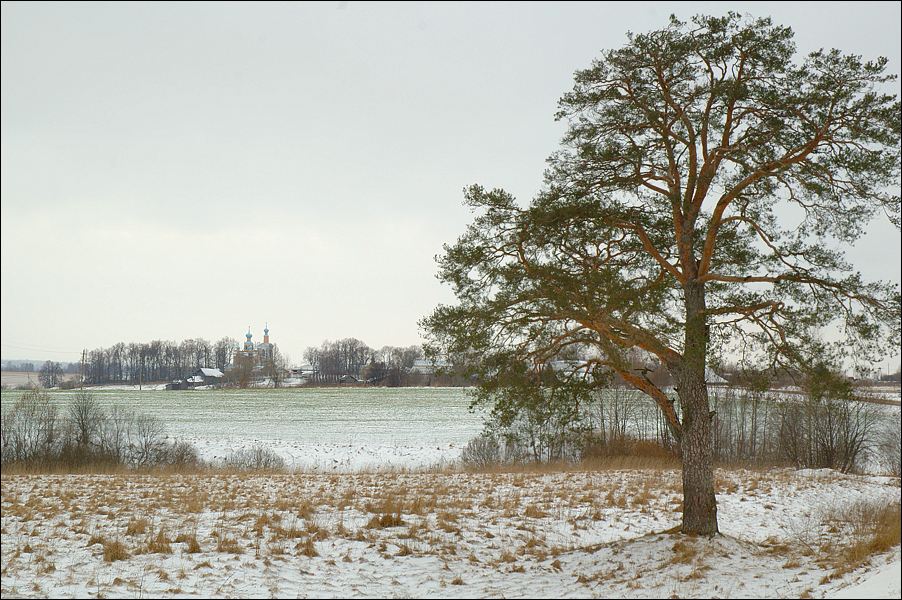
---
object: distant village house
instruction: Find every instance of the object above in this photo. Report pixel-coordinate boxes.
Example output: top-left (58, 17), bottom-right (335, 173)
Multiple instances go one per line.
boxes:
top-left (188, 367), bottom-right (224, 386)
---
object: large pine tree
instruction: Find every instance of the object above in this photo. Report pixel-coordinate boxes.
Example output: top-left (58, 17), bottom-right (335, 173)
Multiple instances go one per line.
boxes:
top-left (424, 13), bottom-right (900, 535)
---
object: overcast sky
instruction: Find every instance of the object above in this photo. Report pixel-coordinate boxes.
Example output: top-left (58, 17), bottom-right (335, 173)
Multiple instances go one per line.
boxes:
top-left (2, 1), bottom-right (900, 365)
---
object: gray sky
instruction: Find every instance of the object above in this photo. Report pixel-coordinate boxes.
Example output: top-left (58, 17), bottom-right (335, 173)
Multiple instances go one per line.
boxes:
top-left (2, 1), bottom-right (900, 365)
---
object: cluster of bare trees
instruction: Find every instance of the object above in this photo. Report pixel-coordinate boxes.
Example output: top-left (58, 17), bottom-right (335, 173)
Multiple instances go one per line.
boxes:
top-left (82, 337), bottom-right (239, 385)
top-left (302, 339), bottom-right (424, 385)
top-left (463, 383), bottom-right (894, 475)
top-left (38, 360), bottom-right (65, 388)
top-left (704, 388), bottom-right (884, 472)
top-left (0, 390), bottom-right (199, 469)
top-left (0, 391), bottom-right (297, 471)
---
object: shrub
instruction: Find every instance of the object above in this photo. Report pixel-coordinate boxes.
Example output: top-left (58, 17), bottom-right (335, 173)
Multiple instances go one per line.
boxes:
top-left (159, 440), bottom-right (202, 470)
top-left (220, 445), bottom-right (286, 470)
top-left (131, 414), bottom-right (167, 466)
top-left (67, 391), bottom-right (103, 448)
top-left (465, 379), bottom-right (885, 471)
top-left (461, 434), bottom-right (502, 469)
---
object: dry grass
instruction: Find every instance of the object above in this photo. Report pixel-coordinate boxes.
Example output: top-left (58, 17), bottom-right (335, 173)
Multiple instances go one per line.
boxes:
top-left (0, 449), bottom-right (684, 480)
top-left (144, 529), bottom-right (172, 554)
top-left (271, 520), bottom-right (306, 540)
top-left (820, 500), bottom-right (901, 580)
top-left (174, 532), bottom-right (202, 553)
top-left (295, 537), bottom-right (319, 557)
top-left (125, 517), bottom-right (149, 536)
top-left (366, 513), bottom-right (405, 529)
top-left (668, 539), bottom-right (698, 565)
top-left (216, 536), bottom-right (243, 554)
top-left (523, 503), bottom-right (547, 518)
top-left (102, 539), bottom-right (129, 562)
top-left (2, 466), bottom-right (898, 598)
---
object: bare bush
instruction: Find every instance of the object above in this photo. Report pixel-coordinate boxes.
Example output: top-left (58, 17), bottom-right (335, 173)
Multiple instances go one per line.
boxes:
top-left (461, 433), bottom-right (502, 469)
top-left (710, 386), bottom-right (778, 464)
top-left (220, 445), bottom-right (286, 470)
top-left (589, 387), bottom-right (638, 447)
top-left (158, 440), bottom-right (202, 470)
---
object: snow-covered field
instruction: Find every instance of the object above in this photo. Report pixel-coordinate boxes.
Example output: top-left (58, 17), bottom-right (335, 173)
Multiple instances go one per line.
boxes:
top-left (1, 468), bottom-right (899, 598)
top-left (0, 387), bottom-right (486, 469)
top-left (0, 372), bottom-right (82, 388)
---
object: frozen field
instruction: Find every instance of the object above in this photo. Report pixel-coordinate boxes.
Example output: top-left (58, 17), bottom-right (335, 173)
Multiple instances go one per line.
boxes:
top-left (1, 468), bottom-right (899, 598)
top-left (0, 387), bottom-right (485, 470)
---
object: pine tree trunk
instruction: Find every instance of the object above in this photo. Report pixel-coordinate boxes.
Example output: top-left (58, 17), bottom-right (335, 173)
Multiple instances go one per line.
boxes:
top-left (678, 282), bottom-right (719, 535)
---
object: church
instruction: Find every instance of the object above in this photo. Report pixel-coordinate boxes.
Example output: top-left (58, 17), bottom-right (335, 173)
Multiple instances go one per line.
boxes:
top-left (233, 324), bottom-right (275, 367)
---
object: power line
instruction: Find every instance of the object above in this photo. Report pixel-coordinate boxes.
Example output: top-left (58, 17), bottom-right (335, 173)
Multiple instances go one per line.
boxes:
top-left (0, 342), bottom-right (82, 356)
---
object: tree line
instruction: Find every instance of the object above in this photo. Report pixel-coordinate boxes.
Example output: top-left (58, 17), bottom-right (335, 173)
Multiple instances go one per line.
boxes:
top-left (301, 338), bottom-right (468, 386)
top-left (81, 338), bottom-right (239, 385)
top-left (78, 336), bottom-right (461, 387)
top-left (303, 338), bottom-right (425, 385)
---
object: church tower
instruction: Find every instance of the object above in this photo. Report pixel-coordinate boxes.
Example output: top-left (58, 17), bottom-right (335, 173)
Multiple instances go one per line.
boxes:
top-left (258, 322), bottom-right (274, 362)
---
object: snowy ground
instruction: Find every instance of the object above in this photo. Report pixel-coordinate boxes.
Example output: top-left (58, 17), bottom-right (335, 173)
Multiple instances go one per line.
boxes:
top-left (2, 467), bottom-right (899, 598)
top-left (189, 439), bottom-right (466, 471)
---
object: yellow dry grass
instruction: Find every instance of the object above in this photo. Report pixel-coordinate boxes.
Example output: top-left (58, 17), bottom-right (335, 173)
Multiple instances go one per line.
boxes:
top-left (819, 500), bottom-right (901, 581)
top-left (2, 465), bottom-right (898, 598)
top-left (102, 539), bottom-right (129, 562)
